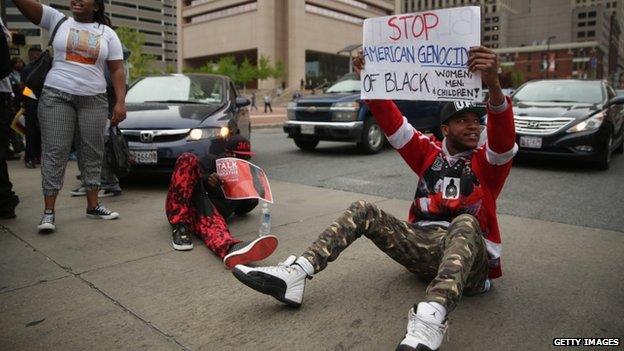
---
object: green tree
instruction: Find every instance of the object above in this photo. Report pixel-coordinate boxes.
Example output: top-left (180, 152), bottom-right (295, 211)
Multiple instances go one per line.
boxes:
top-left (256, 55), bottom-right (273, 81)
top-left (236, 58), bottom-right (257, 90)
top-left (272, 60), bottom-right (286, 81)
top-left (116, 26), bottom-right (155, 80)
top-left (215, 56), bottom-right (238, 81)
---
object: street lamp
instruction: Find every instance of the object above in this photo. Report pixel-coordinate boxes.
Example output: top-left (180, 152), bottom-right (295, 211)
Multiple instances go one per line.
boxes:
top-left (545, 35), bottom-right (556, 79)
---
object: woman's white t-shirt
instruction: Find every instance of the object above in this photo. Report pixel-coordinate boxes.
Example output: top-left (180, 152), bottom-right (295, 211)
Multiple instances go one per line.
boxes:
top-left (39, 5), bottom-right (123, 96)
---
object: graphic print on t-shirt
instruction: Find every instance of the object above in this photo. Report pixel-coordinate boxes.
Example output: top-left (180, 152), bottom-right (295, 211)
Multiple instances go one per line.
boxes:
top-left (65, 28), bottom-right (100, 65)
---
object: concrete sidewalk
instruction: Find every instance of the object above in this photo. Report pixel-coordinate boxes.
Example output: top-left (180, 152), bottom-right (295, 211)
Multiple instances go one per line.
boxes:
top-left (250, 106), bottom-right (286, 128)
top-left (1, 161), bottom-right (622, 351)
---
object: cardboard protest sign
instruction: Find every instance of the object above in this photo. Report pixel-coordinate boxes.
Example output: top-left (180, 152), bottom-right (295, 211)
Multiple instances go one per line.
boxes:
top-left (361, 6), bottom-right (482, 102)
top-left (216, 158), bottom-right (273, 203)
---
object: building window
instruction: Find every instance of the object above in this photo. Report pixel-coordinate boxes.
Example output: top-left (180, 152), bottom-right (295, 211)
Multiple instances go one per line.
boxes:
top-left (305, 4), bottom-right (364, 25)
top-left (484, 35), bottom-right (491, 41)
top-left (527, 64), bottom-right (531, 72)
top-left (587, 30), bottom-right (595, 37)
top-left (587, 20), bottom-right (595, 26)
top-left (189, 2), bottom-right (258, 24)
top-left (492, 26), bottom-right (499, 30)
top-left (578, 31), bottom-right (586, 38)
top-left (588, 11), bottom-right (596, 17)
top-left (579, 22), bottom-right (586, 27)
top-left (493, 17), bottom-right (499, 23)
top-left (578, 12), bottom-right (587, 18)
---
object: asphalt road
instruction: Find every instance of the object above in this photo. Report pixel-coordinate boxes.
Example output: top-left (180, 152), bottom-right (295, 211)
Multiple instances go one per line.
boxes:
top-left (251, 127), bottom-right (624, 233)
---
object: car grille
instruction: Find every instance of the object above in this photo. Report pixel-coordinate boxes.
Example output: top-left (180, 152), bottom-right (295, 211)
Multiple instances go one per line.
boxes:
top-left (514, 116), bottom-right (575, 135)
top-left (121, 129), bottom-right (190, 143)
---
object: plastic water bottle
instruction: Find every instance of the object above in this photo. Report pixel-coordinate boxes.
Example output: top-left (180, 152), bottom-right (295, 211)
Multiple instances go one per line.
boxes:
top-left (259, 203), bottom-right (271, 236)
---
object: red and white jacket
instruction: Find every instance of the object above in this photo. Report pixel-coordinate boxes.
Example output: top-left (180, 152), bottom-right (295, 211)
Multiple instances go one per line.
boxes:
top-left (366, 97), bottom-right (517, 279)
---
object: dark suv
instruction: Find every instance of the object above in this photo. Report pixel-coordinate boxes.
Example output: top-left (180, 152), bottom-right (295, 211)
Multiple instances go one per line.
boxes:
top-left (284, 74), bottom-right (443, 154)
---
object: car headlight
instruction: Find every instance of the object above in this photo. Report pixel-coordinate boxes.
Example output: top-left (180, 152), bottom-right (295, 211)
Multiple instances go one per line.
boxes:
top-left (331, 101), bottom-right (360, 122)
top-left (567, 112), bottom-right (605, 133)
top-left (187, 127), bottom-right (229, 141)
top-left (287, 102), bottom-right (297, 120)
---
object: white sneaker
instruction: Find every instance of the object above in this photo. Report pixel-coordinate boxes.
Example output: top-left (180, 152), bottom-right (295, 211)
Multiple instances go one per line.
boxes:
top-left (232, 255), bottom-right (308, 307)
top-left (37, 211), bottom-right (56, 233)
top-left (396, 302), bottom-right (448, 351)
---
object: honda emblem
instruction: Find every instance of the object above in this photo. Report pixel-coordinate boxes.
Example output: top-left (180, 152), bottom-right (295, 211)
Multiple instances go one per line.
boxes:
top-left (140, 131), bottom-right (154, 143)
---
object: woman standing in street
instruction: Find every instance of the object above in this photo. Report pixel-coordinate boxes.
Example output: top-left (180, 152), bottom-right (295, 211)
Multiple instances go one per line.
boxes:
top-left (12, 0), bottom-right (127, 233)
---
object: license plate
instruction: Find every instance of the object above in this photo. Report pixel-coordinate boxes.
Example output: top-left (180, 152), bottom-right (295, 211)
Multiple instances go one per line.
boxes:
top-left (519, 136), bottom-right (542, 149)
top-left (129, 150), bottom-right (158, 164)
top-left (300, 125), bottom-right (315, 135)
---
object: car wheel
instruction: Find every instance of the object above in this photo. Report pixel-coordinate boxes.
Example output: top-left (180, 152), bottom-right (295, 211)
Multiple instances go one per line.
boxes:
top-left (615, 128), bottom-right (624, 154)
top-left (592, 134), bottom-right (613, 170)
top-left (294, 137), bottom-right (319, 151)
top-left (358, 118), bottom-right (384, 154)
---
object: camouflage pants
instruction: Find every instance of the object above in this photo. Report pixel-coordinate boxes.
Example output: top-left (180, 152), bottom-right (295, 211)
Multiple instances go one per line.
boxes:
top-left (301, 200), bottom-right (490, 313)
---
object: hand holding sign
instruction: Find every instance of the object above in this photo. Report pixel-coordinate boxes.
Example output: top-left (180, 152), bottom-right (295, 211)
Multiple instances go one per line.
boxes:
top-left (467, 46), bottom-right (505, 106)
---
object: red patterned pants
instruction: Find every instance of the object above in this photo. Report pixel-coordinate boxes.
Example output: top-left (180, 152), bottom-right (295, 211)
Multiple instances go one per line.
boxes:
top-left (165, 153), bottom-right (240, 258)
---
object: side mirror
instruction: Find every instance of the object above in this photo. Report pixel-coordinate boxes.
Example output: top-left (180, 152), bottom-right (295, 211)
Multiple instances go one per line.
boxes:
top-left (236, 96), bottom-right (250, 108)
top-left (608, 96), bottom-right (624, 106)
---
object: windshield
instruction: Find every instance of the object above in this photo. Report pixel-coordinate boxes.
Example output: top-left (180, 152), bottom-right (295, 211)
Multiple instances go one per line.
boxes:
top-left (513, 81), bottom-right (604, 104)
top-left (326, 76), bottom-right (361, 93)
top-left (126, 75), bottom-right (225, 104)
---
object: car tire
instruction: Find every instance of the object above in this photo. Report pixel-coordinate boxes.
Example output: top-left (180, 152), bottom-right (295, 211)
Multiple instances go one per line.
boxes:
top-left (615, 129), bottom-right (624, 154)
top-left (358, 118), bottom-right (385, 154)
top-left (294, 137), bottom-right (319, 151)
top-left (592, 134), bottom-right (613, 170)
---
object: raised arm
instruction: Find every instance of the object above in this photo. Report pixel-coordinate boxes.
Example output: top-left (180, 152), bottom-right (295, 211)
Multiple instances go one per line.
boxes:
top-left (12, 0), bottom-right (43, 25)
top-left (468, 46), bottom-right (515, 155)
top-left (468, 46), bottom-right (517, 197)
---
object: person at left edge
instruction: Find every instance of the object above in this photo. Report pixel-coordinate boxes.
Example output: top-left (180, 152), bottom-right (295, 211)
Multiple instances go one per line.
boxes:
top-left (165, 135), bottom-right (278, 269)
top-left (12, 0), bottom-right (127, 233)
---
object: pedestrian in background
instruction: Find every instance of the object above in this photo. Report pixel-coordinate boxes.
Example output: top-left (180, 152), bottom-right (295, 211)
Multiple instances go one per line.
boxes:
top-left (0, 16), bottom-right (20, 219)
top-left (21, 47), bottom-right (43, 168)
top-left (263, 94), bottom-right (272, 113)
top-left (250, 91), bottom-right (258, 110)
top-left (70, 44), bottom-right (130, 198)
top-left (13, 0), bottom-right (127, 233)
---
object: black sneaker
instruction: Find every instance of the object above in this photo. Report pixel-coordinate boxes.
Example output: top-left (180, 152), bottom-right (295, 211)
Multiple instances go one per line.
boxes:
top-left (25, 160), bottom-right (36, 169)
top-left (86, 204), bottom-right (119, 220)
top-left (171, 223), bottom-right (193, 251)
top-left (37, 210), bottom-right (55, 233)
top-left (0, 209), bottom-right (16, 219)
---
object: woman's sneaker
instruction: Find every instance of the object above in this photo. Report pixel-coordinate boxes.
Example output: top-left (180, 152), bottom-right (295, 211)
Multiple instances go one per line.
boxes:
top-left (37, 210), bottom-right (56, 233)
top-left (86, 204), bottom-right (119, 220)
top-left (70, 187), bottom-right (121, 198)
top-left (70, 186), bottom-right (87, 196)
top-left (223, 235), bottom-right (278, 269)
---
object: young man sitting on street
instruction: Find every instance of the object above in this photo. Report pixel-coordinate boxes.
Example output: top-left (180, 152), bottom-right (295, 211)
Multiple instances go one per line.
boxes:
top-left (166, 135), bottom-right (278, 269)
top-left (231, 46), bottom-right (516, 351)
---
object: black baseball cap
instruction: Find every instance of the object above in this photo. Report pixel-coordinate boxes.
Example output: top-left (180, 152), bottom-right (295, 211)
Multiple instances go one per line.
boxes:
top-left (440, 101), bottom-right (487, 125)
top-left (225, 135), bottom-right (255, 156)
